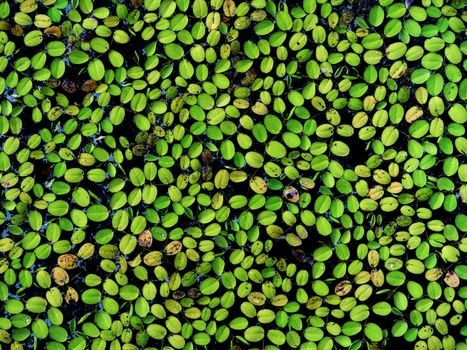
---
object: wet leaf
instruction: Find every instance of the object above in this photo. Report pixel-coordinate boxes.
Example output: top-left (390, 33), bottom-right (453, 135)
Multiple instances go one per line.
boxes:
top-left (57, 254), bottom-right (78, 270)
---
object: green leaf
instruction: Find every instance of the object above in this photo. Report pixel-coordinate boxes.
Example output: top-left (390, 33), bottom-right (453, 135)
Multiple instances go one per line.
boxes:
top-left (82, 289), bottom-right (102, 305)
top-left (87, 204), bottom-right (109, 222)
top-left (200, 277), bottom-right (219, 295)
top-left (120, 285), bottom-right (139, 301)
top-left (147, 324), bottom-right (167, 340)
top-left (364, 323), bottom-right (383, 342)
top-left (28, 211), bottom-right (43, 231)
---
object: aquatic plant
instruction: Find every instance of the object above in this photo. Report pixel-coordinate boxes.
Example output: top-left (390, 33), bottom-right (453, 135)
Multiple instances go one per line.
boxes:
top-left (0, 0), bottom-right (465, 349)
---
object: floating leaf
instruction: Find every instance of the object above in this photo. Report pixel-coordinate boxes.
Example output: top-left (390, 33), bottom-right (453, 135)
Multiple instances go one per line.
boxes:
top-left (138, 229), bottom-right (153, 248)
top-left (57, 254), bottom-right (78, 270)
top-left (0, 238), bottom-right (14, 252)
top-left (165, 241), bottom-right (182, 255)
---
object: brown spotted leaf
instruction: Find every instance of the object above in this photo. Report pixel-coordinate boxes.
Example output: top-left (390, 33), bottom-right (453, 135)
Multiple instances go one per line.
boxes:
top-left (201, 149), bottom-right (213, 165)
top-left (172, 290), bottom-right (185, 299)
top-left (57, 254), bottom-right (78, 270)
top-left (335, 280), bottom-right (352, 296)
top-left (165, 240), bottom-right (182, 256)
top-left (223, 0), bottom-right (236, 17)
top-left (62, 79), bottom-right (77, 93)
top-left (249, 176), bottom-right (267, 194)
top-left (371, 269), bottom-right (385, 287)
top-left (367, 250), bottom-right (380, 268)
top-left (283, 186), bottom-right (300, 203)
top-left (144, 251), bottom-right (162, 266)
top-left (187, 288), bottom-right (200, 299)
top-left (65, 286), bottom-right (79, 304)
top-left (425, 268), bottom-right (443, 281)
top-left (51, 267), bottom-right (69, 286)
top-left (138, 229), bottom-right (153, 248)
top-left (444, 271), bottom-right (460, 288)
